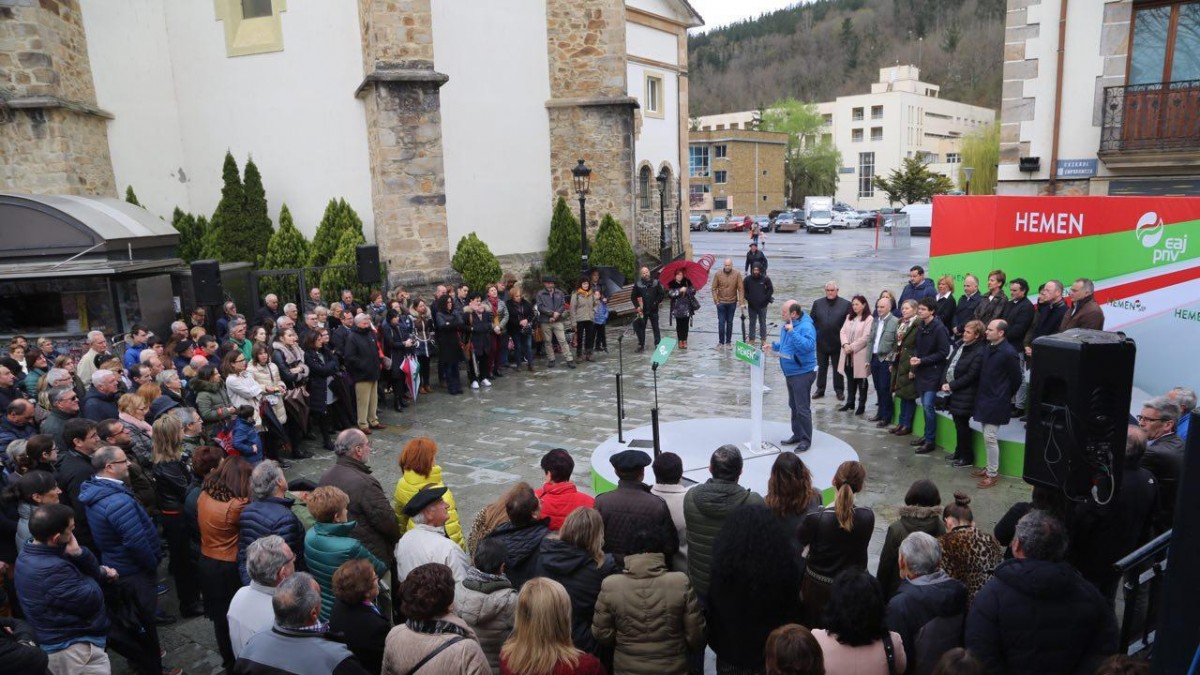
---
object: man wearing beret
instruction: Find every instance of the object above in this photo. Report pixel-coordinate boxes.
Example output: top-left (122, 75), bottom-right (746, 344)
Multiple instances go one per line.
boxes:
top-left (394, 486), bottom-right (470, 583)
top-left (594, 450), bottom-right (678, 566)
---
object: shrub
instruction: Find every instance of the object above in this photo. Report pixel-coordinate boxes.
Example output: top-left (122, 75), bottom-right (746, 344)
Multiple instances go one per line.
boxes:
top-left (172, 208), bottom-right (204, 263)
top-left (590, 213), bottom-right (636, 282)
top-left (258, 204), bottom-right (310, 299)
top-left (544, 196), bottom-right (582, 286)
top-left (321, 226), bottom-right (367, 301)
top-left (452, 233), bottom-right (502, 293)
top-left (125, 186), bottom-right (141, 206)
top-left (241, 158), bottom-right (274, 265)
top-left (208, 151), bottom-right (251, 262)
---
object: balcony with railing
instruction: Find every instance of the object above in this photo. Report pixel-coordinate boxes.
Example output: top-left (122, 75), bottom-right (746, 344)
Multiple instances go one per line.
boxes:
top-left (1100, 81), bottom-right (1200, 166)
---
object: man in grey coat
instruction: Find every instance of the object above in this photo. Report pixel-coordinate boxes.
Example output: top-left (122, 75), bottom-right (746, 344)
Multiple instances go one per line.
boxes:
top-left (810, 282), bottom-right (851, 400)
top-left (535, 277), bottom-right (575, 369)
top-left (868, 296), bottom-right (899, 426)
top-left (682, 445), bottom-right (765, 602)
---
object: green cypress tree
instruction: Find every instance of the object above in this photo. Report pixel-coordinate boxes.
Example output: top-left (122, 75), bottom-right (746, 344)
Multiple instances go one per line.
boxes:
top-left (590, 213), bottom-right (636, 282)
top-left (307, 198), bottom-right (347, 269)
top-left (451, 233), bottom-right (503, 293)
top-left (209, 151), bottom-right (248, 262)
top-left (322, 227), bottom-right (367, 301)
top-left (197, 215), bottom-right (218, 260)
top-left (544, 196), bottom-right (582, 285)
top-left (241, 158), bottom-right (274, 266)
top-left (259, 204), bottom-right (310, 297)
top-left (172, 207), bottom-right (204, 262)
top-left (125, 186), bottom-right (141, 206)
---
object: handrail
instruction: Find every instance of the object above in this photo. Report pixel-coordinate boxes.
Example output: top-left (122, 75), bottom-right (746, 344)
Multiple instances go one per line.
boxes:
top-left (1114, 530), bottom-right (1172, 572)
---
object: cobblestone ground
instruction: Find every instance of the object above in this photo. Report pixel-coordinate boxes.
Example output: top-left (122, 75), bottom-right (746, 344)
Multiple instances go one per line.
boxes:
top-left (141, 230), bottom-right (1037, 674)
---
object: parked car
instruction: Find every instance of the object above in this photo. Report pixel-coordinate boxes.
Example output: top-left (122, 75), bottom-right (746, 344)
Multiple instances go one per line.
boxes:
top-left (754, 215), bottom-right (772, 233)
top-left (833, 201), bottom-right (855, 212)
top-left (706, 216), bottom-right (728, 232)
top-left (774, 212), bottom-right (799, 233)
top-left (689, 214), bottom-right (706, 231)
top-left (831, 211), bottom-right (864, 229)
top-left (729, 215), bottom-right (749, 232)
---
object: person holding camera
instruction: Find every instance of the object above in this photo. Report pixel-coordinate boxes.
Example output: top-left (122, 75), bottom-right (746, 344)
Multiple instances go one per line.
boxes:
top-left (940, 320), bottom-right (985, 467)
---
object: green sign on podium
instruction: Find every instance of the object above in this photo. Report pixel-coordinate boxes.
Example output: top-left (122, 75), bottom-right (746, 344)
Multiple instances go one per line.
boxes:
top-left (733, 340), bottom-right (761, 367)
top-left (651, 337), bottom-right (677, 366)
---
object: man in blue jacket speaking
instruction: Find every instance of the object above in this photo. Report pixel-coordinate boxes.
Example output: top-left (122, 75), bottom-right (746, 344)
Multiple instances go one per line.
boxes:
top-left (765, 300), bottom-right (818, 451)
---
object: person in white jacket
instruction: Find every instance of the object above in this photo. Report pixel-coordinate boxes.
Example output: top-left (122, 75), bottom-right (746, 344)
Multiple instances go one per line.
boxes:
top-left (222, 349), bottom-right (263, 429)
top-left (395, 486), bottom-right (470, 583)
top-left (649, 452), bottom-right (689, 573)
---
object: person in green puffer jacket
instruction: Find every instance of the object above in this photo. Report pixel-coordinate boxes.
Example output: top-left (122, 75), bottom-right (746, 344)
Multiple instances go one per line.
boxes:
top-left (682, 445), bottom-right (765, 599)
top-left (303, 486), bottom-right (387, 622)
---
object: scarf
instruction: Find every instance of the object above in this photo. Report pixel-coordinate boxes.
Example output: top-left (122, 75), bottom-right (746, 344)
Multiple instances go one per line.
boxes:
top-left (406, 618), bottom-right (472, 639)
top-left (272, 340), bottom-right (310, 379)
top-left (119, 412), bottom-right (152, 435)
top-left (895, 316), bottom-right (916, 344)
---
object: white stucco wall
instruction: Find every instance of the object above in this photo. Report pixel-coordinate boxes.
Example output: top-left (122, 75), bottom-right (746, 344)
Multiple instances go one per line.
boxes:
top-left (626, 0), bottom-right (690, 24)
top-left (629, 64), bottom-right (680, 177)
top-left (432, 0), bottom-right (552, 257)
top-left (80, 0), bottom-right (188, 220)
top-left (81, 1), bottom-right (374, 243)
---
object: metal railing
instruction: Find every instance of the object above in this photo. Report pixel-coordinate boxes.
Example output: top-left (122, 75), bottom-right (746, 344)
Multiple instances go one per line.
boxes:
top-left (1113, 530), bottom-right (1171, 656)
top-left (1100, 80), bottom-right (1200, 153)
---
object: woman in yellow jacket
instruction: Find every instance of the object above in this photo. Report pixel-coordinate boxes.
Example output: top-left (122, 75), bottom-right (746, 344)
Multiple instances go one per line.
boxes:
top-left (393, 436), bottom-right (466, 549)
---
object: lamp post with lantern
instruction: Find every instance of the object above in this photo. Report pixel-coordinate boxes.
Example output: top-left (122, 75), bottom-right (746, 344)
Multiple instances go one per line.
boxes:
top-left (655, 166), bottom-right (670, 262)
top-left (571, 159), bottom-right (592, 276)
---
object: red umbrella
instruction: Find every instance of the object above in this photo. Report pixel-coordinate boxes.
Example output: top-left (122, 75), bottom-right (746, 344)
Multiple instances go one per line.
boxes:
top-left (660, 254), bottom-right (715, 290)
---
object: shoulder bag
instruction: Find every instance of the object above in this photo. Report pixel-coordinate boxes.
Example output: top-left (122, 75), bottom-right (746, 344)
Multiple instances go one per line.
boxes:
top-left (405, 635), bottom-right (465, 675)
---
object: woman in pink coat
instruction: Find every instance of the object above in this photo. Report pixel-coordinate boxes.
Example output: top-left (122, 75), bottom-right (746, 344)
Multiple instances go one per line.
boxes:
top-left (837, 295), bottom-right (875, 415)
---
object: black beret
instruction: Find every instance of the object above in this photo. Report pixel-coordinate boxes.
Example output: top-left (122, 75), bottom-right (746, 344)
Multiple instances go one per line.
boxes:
top-left (403, 486), bottom-right (449, 517)
top-left (610, 449), bottom-right (651, 472)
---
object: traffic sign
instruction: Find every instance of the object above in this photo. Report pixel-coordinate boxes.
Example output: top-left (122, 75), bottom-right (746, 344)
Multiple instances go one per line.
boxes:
top-left (651, 337), bottom-right (677, 366)
top-left (733, 340), bottom-right (760, 367)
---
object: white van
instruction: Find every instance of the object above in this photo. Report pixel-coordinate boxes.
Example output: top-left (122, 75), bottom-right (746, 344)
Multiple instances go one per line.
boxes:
top-left (900, 203), bottom-right (933, 236)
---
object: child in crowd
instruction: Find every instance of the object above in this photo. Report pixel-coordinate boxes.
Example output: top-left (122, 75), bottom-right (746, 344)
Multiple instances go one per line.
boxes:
top-left (592, 290), bottom-right (609, 353)
top-left (231, 404), bottom-right (262, 464)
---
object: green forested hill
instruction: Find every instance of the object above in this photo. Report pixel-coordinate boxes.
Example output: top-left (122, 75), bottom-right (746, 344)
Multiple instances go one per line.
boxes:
top-left (688, 0), bottom-right (1006, 115)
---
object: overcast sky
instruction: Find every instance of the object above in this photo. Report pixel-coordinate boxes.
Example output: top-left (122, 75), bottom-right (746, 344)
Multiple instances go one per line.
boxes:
top-left (687, 0), bottom-right (802, 32)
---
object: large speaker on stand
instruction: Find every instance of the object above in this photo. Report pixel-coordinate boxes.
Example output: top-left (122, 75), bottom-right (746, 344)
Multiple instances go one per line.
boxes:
top-left (1023, 329), bottom-right (1135, 503)
top-left (191, 260), bottom-right (224, 306)
top-left (356, 245), bottom-right (381, 285)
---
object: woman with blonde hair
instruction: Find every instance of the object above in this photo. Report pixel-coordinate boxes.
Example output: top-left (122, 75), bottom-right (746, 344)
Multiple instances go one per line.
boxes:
top-left (934, 275), bottom-right (957, 331)
top-left (151, 414), bottom-right (203, 617)
top-left (118, 392), bottom-right (154, 468)
top-left (797, 460), bottom-right (874, 627)
top-left (393, 436), bottom-right (465, 548)
top-left (536, 508), bottom-right (619, 657)
top-left (501, 577), bottom-right (605, 675)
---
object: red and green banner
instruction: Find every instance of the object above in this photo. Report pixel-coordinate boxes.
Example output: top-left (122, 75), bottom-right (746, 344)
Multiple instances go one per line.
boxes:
top-left (930, 195), bottom-right (1200, 396)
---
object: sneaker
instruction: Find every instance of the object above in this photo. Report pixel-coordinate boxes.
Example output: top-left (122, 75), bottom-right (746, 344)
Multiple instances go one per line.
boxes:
top-left (482, 378), bottom-right (492, 387)
top-left (157, 583), bottom-right (168, 596)
top-left (471, 381), bottom-right (480, 389)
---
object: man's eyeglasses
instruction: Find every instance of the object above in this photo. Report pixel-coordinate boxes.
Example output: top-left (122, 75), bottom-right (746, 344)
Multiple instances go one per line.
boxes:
top-left (1137, 415), bottom-right (1165, 423)
top-left (107, 459), bottom-right (130, 466)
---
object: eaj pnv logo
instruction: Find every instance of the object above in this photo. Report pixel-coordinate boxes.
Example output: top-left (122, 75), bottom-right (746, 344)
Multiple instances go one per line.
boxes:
top-left (1137, 211), bottom-right (1188, 265)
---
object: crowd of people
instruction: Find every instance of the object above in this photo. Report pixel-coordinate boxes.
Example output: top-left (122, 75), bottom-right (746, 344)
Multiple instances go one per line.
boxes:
top-left (0, 259), bottom-right (1192, 675)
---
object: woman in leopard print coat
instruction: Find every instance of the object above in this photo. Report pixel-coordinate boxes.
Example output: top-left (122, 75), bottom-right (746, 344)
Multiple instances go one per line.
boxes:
top-left (938, 490), bottom-right (1003, 602)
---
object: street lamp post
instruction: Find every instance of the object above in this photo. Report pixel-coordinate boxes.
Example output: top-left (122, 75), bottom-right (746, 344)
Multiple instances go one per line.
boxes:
top-left (572, 159), bottom-right (592, 276)
top-left (963, 166), bottom-right (975, 196)
top-left (655, 167), bottom-right (669, 262)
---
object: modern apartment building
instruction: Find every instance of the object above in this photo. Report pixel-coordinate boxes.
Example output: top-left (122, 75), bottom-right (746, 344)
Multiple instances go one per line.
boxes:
top-left (686, 128), bottom-right (788, 216)
top-left (996, 0), bottom-right (1200, 197)
top-left (694, 66), bottom-right (996, 209)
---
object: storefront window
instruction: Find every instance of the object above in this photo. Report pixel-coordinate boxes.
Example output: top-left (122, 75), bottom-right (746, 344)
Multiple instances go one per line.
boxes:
top-left (0, 277), bottom-right (117, 337)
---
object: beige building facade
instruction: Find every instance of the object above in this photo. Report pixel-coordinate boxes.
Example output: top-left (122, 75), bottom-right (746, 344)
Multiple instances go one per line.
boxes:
top-left (686, 128), bottom-right (787, 216)
top-left (694, 66), bottom-right (995, 209)
top-left (996, 0), bottom-right (1200, 197)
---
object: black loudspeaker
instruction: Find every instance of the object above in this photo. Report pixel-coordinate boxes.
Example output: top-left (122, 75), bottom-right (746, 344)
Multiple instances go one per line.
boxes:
top-left (1024, 329), bottom-right (1135, 502)
top-left (191, 260), bottom-right (224, 306)
top-left (356, 245), bottom-right (381, 284)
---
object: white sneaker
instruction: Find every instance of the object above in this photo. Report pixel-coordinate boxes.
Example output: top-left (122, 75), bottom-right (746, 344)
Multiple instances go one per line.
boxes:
top-left (471, 381), bottom-right (480, 389)
top-left (482, 378), bottom-right (492, 387)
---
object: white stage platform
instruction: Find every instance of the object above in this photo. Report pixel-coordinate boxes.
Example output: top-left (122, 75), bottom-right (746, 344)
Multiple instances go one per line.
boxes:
top-left (590, 418), bottom-right (860, 504)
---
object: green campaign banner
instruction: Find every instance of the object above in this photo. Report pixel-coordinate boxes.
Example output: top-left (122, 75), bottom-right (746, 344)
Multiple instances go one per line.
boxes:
top-left (733, 340), bottom-right (760, 366)
top-left (651, 337), bottom-right (677, 366)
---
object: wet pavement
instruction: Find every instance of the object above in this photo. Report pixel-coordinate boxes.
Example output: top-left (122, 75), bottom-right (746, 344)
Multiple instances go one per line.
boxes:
top-left (142, 228), bottom-right (1040, 674)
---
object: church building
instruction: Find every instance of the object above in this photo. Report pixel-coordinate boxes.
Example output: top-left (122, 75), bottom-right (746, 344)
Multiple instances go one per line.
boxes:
top-left (1, 0), bottom-right (702, 286)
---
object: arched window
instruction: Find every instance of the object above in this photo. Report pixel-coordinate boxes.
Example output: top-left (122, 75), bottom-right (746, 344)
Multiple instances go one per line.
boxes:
top-left (639, 166), bottom-right (652, 210)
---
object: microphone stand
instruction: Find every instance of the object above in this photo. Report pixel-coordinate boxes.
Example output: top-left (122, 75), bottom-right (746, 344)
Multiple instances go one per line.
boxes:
top-left (651, 361), bottom-right (661, 457)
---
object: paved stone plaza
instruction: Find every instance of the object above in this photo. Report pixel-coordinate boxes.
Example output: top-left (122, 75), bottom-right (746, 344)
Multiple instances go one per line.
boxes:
top-left (147, 230), bottom-right (1037, 674)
